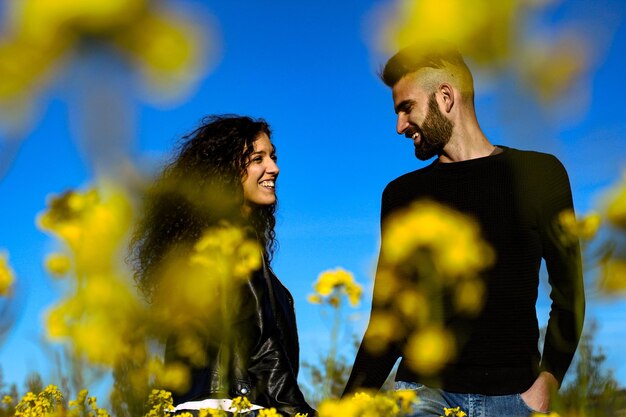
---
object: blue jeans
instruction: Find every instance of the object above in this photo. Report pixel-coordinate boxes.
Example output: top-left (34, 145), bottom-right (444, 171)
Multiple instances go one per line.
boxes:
top-left (395, 381), bottom-right (548, 417)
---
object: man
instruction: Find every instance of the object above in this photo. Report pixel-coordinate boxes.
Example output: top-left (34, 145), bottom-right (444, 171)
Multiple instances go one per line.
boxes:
top-left (343, 43), bottom-right (585, 416)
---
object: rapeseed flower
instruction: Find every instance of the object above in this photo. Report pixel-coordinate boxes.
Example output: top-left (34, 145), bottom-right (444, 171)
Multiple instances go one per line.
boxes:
top-left (310, 267), bottom-right (363, 307)
top-left (606, 176), bottom-right (626, 230)
top-left (231, 396), bottom-right (253, 413)
top-left (0, 0), bottom-right (207, 105)
top-left (14, 385), bottom-right (64, 417)
top-left (0, 251), bottom-right (15, 296)
top-left (258, 408), bottom-right (282, 417)
top-left (44, 253), bottom-right (72, 277)
top-left (442, 406), bottom-right (467, 417)
top-left (381, 200), bottom-right (494, 281)
top-left (405, 326), bottom-right (456, 375)
top-left (558, 209), bottom-right (601, 241)
top-left (379, 0), bottom-right (588, 103)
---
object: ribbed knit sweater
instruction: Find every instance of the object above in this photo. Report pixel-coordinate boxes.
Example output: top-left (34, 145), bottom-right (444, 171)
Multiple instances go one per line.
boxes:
top-left (344, 146), bottom-right (584, 395)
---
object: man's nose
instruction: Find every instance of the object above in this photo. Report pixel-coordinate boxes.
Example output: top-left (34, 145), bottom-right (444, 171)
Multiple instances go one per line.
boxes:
top-left (396, 114), bottom-right (409, 135)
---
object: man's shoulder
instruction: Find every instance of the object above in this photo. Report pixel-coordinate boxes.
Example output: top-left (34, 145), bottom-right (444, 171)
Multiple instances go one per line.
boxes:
top-left (383, 162), bottom-right (437, 196)
top-left (504, 146), bottom-right (563, 167)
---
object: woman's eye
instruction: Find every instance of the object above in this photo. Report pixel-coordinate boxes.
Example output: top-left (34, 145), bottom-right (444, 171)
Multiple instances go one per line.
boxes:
top-left (253, 157), bottom-right (263, 163)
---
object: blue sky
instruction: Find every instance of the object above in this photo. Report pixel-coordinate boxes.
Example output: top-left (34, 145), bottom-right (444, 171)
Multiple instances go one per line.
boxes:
top-left (1, 0), bottom-right (626, 395)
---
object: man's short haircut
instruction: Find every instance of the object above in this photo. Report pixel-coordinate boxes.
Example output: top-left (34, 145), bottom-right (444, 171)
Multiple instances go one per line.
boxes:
top-left (381, 42), bottom-right (475, 104)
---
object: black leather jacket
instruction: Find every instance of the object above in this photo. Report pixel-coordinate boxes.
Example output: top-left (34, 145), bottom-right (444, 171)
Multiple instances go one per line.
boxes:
top-left (165, 265), bottom-right (316, 417)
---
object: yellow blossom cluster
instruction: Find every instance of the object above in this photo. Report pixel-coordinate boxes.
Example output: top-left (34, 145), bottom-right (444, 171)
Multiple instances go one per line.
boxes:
top-left (0, 251), bottom-right (15, 296)
top-left (558, 210), bottom-right (601, 242)
top-left (318, 390), bottom-right (417, 417)
top-left (144, 389), bottom-right (175, 417)
top-left (38, 187), bottom-right (144, 367)
top-left (441, 405), bottom-right (467, 417)
top-left (37, 184), bottom-right (267, 398)
top-left (382, 200), bottom-right (494, 281)
top-left (14, 385), bottom-right (64, 417)
top-left (308, 267), bottom-right (363, 308)
top-left (379, 0), bottom-right (588, 103)
top-left (0, 0), bottom-right (206, 106)
top-left (366, 200), bottom-right (494, 375)
top-left (597, 175), bottom-right (626, 294)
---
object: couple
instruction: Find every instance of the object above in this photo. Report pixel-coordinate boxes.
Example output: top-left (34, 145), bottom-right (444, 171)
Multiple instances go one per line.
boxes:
top-left (131, 44), bottom-right (584, 417)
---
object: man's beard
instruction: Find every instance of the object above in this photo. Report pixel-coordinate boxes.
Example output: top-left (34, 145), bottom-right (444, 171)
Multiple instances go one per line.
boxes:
top-left (414, 94), bottom-right (454, 161)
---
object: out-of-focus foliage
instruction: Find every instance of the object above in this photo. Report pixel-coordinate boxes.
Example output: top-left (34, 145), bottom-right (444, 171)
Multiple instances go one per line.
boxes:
top-left (554, 322), bottom-right (626, 416)
top-left (36, 184), bottom-right (262, 411)
top-left (0, 252), bottom-right (15, 297)
top-left (318, 390), bottom-right (417, 417)
top-left (0, 0), bottom-right (206, 106)
top-left (305, 269), bottom-right (364, 402)
top-left (368, 200), bottom-right (494, 376)
top-left (379, 0), bottom-right (589, 103)
top-left (594, 175), bottom-right (626, 295)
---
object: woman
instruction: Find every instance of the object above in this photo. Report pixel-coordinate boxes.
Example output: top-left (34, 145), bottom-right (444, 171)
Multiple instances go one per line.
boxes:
top-left (130, 115), bottom-right (315, 416)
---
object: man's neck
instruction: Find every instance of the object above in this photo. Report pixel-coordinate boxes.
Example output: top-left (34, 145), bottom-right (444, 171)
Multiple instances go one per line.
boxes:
top-left (438, 123), bottom-right (494, 163)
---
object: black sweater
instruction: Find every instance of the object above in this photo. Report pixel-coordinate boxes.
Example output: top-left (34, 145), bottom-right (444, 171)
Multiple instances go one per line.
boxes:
top-left (344, 146), bottom-right (584, 395)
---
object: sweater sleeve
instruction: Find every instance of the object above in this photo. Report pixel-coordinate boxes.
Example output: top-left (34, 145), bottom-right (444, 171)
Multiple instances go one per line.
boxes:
top-left (537, 155), bottom-right (585, 386)
top-left (343, 186), bottom-right (401, 396)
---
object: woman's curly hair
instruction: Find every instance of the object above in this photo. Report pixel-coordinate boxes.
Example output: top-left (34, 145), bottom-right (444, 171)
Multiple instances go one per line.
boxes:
top-left (129, 115), bottom-right (277, 299)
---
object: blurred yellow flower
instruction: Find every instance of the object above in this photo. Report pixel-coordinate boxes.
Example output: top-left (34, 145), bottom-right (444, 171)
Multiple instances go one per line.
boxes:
top-left (364, 312), bottom-right (401, 354)
top-left (379, 0), bottom-right (588, 104)
top-left (606, 176), bottom-right (626, 230)
top-left (0, 251), bottom-right (15, 296)
top-left (599, 258), bottom-right (626, 294)
top-left (37, 187), bottom-right (132, 272)
top-left (383, 0), bottom-right (519, 62)
top-left (45, 252), bottom-right (72, 277)
top-left (405, 326), bottom-right (456, 375)
top-left (0, 0), bottom-right (209, 105)
top-left (558, 209), bottom-right (601, 241)
top-left (307, 294), bottom-right (322, 304)
top-left (318, 391), bottom-right (404, 417)
top-left (453, 279), bottom-right (485, 314)
top-left (2, 395), bottom-right (12, 404)
top-left (309, 267), bottom-right (363, 308)
top-left (382, 200), bottom-right (494, 281)
top-left (258, 408), bottom-right (282, 417)
top-left (394, 389), bottom-right (417, 414)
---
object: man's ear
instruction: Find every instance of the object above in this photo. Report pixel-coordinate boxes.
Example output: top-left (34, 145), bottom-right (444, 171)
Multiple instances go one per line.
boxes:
top-left (438, 83), bottom-right (454, 113)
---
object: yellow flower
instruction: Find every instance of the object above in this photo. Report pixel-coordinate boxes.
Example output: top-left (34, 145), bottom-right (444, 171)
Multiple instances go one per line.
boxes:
top-left (453, 279), bottom-right (485, 314)
top-left (558, 209), bottom-right (601, 241)
top-left (382, 200), bottom-right (494, 281)
top-left (394, 389), bottom-right (417, 413)
top-left (258, 407), bottom-right (282, 417)
top-left (2, 395), bottom-right (13, 404)
top-left (405, 326), bottom-right (456, 375)
top-left (599, 258), bottom-right (626, 294)
top-left (364, 312), bottom-right (401, 354)
top-left (310, 267), bottom-right (363, 308)
top-left (231, 396), bottom-right (253, 413)
top-left (0, 251), bottom-right (15, 296)
top-left (45, 253), bottom-right (72, 277)
top-left (606, 176), bottom-right (626, 230)
top-left (307, 294), bottom-right (322, 304)
top-left (442, 406), bottom-right (468, 417)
